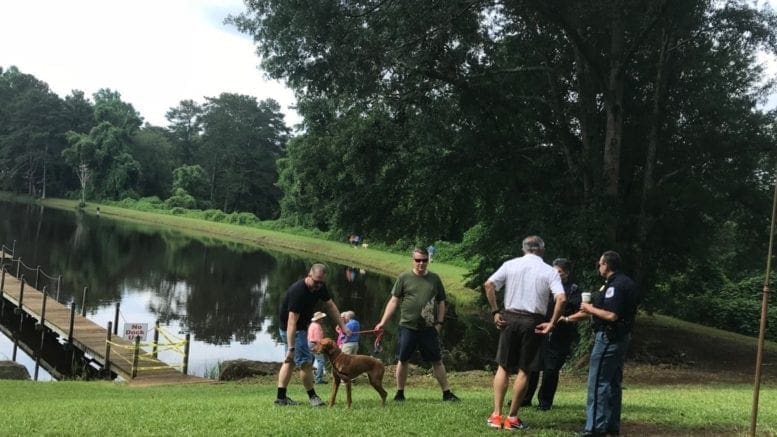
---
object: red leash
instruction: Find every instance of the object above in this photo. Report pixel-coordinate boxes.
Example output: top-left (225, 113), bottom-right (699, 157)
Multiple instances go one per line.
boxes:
top-left (347, 328), bottom-right (384, 355)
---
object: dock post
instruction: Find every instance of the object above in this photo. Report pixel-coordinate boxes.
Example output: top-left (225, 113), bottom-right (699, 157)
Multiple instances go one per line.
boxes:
top-left (1, 265), bottom-right (5, 313)
top-left (35, 265), bottom-right (41, 289)
top-left (56, 275), bottom-right (62, 302)
top-left (14, 276), bottom-right (24, 315)
top-left (132, 335), bottom-right (141, 379)
top-left (81, 286), bottom-right (88, 317)
top-left (113, 302), bottom-right (120, 335)
top-left (15, 257), bottom-right (21, 277)
top-left (183, 333), bottom-right (191, 375)
top-left (152, 320), bottom-right (159, 359)
top-left (36, 287), bottom-right (48, 331)
top-left (104, 321), bottom-right (112, 378)
top-left (67, 303), bottom-right (75, 349)
top-left (15, 277), bottom-right (25, 333)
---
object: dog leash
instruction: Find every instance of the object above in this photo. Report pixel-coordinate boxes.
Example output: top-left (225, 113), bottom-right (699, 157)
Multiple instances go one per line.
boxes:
top-left (347, 328), bottom-right (384, 355)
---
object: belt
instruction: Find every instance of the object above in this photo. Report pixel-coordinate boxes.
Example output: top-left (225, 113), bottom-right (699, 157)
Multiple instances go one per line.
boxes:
top-left (504, 309), bottom-right (544, 318)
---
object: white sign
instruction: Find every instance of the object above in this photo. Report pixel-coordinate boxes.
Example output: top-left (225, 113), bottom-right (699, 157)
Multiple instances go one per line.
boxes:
top-left (123, 323), bottom-right (148, 341)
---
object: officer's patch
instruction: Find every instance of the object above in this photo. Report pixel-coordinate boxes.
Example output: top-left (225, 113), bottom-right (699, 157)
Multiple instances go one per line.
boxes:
top-left (605, 287), bottom-right (615, 298)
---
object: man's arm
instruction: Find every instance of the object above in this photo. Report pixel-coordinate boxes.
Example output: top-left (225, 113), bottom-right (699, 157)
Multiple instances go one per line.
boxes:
top-left (435, 300), bottom-right (446, 332)
top-left (285, 311), bottom-right (299, 363)
top-left (324, 300), bottom-right (351, 336)
top-left (536, 293), bottom-right (566, 334)
top-left (580, 303), bottom-right (618, 321)
top-left (484, 280), bottom-right (507, 329)
top-left (375, 295), bottom-right (400, 331)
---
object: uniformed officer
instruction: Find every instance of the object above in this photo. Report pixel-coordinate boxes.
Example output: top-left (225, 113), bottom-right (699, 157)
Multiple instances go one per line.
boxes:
top-left (578, 250), bottom-right (639, 437)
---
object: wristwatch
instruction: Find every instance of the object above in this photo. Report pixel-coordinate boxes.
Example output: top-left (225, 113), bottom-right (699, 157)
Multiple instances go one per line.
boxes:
top-left (288, 347), bottom-right (295, 352)
top-left (434, 321), bottom-right (444, 326)
top-left (491, 309), bottom-right (500, 315)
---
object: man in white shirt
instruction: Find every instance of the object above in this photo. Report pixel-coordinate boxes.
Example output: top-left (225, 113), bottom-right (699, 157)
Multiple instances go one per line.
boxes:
top-left (483, 235), bottom-right (566, 430)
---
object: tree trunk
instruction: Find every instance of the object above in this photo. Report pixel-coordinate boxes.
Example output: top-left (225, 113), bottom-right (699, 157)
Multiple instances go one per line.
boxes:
top-left (603, 5), bottom-right (625, 201)
top-left (636, 29), bottom-right (671, 286)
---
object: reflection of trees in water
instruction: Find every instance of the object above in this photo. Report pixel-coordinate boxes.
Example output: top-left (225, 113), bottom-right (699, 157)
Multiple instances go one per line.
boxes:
top-left (1, 202), bottom-right (517, 368)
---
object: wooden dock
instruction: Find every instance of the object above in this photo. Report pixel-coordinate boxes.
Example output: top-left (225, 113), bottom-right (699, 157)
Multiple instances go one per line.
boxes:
top-left (0, 257), bottom-right (209, 385)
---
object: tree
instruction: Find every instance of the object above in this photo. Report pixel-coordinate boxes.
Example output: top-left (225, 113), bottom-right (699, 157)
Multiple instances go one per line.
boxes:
top-left (196, 94), bottom-right (289, 218)
top-left (165, 99), bottom-right (203, 166)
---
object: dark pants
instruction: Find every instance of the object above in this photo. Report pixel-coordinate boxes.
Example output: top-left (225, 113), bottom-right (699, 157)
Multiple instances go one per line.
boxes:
top-left (522, 326), bottom-right (576, 408)
top-left (585, 331), bottom-right (631, 434)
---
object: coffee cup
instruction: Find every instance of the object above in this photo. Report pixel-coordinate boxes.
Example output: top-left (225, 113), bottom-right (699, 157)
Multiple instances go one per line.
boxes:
top-left (581, 292), bottom-right (591, 303)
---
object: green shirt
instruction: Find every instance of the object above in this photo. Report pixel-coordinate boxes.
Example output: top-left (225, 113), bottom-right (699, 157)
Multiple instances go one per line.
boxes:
top-left (390, 270), bottom-right (447, 330)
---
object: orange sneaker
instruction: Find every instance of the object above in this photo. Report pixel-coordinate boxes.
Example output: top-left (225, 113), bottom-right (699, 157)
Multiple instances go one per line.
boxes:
top-left (503, 416), bottom-right (528, 431)
top-left (487, 413), bottom-right (502, 429)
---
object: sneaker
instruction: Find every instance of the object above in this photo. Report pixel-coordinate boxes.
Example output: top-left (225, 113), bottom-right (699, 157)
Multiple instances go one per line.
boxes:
top-left (503, 416), bottom-right (528, 431)
top-left (393, 392), bottom-right (405, 402)
top-left (487, 413), bottom-right (502, 429)
top-left (273, 397), bottom-right (298, 406)
top-left (309, 395), bottom-right (324, 407)
top-left (442, 392), bottom-right (460, 402)
top-left (536, 404), bottom-right (551, 411)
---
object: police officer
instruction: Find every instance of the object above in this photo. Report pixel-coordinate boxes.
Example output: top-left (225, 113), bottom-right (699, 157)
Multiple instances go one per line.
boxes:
top-left (522, 258), bottom-right (583, 410)
top-left (577, 251), bottom-right (639, 436)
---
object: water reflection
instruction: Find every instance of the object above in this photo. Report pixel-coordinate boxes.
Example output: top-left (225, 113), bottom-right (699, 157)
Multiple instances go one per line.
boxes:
top-left (0, 200), bottom-right (396, 377)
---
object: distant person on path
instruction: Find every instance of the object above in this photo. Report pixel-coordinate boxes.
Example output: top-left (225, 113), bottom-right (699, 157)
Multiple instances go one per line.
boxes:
top-left (308, 311), bottom-right (328, 384)
top-left (427, 245), bottom-right (436, 263)
top-left (521, 258), bottom-right (583, 410)
top-left (275, 263), bottom-right (351, 406)
top-left (484, 235), bottom-right (566, 430)
top-left (341, 310), bottom-right (361, 354)
top-left (576, 251), bottom-right (639, 437)
top-left (374, 247), bottom-right (460, 402)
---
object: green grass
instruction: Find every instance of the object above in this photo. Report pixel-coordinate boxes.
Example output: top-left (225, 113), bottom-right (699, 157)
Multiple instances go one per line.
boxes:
top-left (0, 378), bottom-right (774, 436)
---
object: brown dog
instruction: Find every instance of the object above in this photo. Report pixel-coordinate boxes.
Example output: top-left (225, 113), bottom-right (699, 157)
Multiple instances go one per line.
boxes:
top-left (311, 338), bottom-right (387, 408)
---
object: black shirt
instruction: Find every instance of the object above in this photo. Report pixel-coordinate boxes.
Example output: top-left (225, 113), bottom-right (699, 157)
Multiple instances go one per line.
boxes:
top-left (278, 279), bottom-right (331, 331)
top-left (591, 272), bottom-right (639, 336)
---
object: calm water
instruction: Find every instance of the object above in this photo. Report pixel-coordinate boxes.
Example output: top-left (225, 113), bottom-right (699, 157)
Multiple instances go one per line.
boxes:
top-left (0, 200), bottom-right (397, 379)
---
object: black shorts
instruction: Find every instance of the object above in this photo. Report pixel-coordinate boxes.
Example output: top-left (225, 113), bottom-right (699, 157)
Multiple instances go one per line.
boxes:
top-left (495, 311), bottom-right (545, 373)
top-left (397, 326), bottom-right (442, 363)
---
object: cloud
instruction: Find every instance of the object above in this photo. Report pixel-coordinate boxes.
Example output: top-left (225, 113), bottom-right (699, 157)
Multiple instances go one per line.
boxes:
top-left (0, 0), bottom-right (299, 128)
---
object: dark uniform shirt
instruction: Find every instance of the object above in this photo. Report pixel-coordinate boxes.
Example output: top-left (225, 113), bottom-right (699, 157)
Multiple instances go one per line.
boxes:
top-left (278, 279), bottom-right (331, 331)
top-left (592, 272), bottom-right (639, 338)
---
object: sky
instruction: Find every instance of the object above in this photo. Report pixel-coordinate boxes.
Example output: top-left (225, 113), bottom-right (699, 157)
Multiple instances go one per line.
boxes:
top-left (0, 0), bottom-right (300, 128)
top-left (0, 0), bottom-right (776, 130)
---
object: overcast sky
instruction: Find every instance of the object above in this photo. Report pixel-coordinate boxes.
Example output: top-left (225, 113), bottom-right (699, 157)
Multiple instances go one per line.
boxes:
top-left (0, 0), bottom-right (299, 128)
top-left (0, 0), bottom-right (775, 130)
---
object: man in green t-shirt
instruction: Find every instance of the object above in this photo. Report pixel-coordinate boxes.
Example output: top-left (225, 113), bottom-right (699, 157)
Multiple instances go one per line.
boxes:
top-left (375, 247), bottom-right (460, 402)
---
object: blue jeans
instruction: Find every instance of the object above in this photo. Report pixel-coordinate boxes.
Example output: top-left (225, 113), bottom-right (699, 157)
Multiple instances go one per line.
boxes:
top-left (585, 331), bottom-right (631, 434)
top-left (309, 342), bottom-right (326, 382)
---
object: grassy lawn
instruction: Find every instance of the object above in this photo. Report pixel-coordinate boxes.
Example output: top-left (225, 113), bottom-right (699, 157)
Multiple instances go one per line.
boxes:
top-left (0, 375), bottom-right (774, 436)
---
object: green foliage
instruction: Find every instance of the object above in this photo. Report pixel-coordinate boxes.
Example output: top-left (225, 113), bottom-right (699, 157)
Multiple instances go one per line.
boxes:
top-left (165, 188), bottom-right (197, 209)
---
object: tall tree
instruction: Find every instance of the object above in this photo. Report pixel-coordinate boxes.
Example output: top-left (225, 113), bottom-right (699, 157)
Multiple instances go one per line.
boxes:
top-left (196, 94), bottom-right (288, 218)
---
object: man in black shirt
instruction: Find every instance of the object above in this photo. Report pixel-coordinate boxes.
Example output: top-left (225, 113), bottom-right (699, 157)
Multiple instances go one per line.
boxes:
top-left (275, 263), bottom-right (351, 406)
top-left (578, 251), bottom-right (639, 436)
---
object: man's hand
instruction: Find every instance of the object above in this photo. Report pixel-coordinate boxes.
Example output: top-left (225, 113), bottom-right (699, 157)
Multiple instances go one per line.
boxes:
top-left (493, 313), bottom-right (507, 330)
top-left (534, 321), bottom-right (554, 335)
top-left (284, 349), bottom-right (294, 364)
top-left (580, 302), bottom-right (595, 314)
top-left (374, 322), bottom-right (385, 332)
top-left (342, 327), bottom-right (352, 337)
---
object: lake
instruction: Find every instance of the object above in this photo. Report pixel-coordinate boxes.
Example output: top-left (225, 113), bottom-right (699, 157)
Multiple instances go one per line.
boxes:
top-left (0, 200), bottom-right (399, 379)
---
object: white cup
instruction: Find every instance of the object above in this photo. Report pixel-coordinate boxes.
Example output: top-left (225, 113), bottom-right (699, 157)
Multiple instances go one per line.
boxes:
top-left (581, 292), bottom-right (591, 303)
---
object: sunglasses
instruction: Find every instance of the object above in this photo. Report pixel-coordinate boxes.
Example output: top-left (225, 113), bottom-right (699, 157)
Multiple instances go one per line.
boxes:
top-left (414, 258), bottom-right (429, 263)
